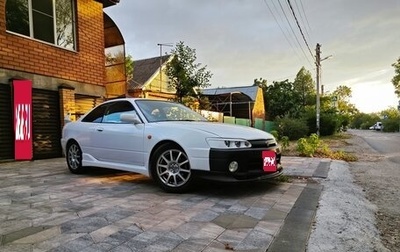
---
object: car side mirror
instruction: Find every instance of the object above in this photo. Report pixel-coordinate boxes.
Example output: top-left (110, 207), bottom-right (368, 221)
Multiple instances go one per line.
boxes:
top-left (120, 112), bottom-right (141, 124)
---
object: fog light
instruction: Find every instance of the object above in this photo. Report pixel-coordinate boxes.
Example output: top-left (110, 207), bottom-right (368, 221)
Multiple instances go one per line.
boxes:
top-left (228, 161), bottom-right (239, 172)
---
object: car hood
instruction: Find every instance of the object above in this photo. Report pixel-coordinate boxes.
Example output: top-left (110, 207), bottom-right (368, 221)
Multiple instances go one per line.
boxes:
top-left (156, 121), bottom-right (275, 139)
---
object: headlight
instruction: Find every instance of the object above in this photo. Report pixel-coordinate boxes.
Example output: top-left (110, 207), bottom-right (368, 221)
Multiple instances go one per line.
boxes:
top-left (206, 138), bottom-right (252, 149)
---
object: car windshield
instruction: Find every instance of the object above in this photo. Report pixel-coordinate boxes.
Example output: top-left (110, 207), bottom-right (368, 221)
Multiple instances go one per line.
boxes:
top-left (135, 100), bottom-right (207, 123)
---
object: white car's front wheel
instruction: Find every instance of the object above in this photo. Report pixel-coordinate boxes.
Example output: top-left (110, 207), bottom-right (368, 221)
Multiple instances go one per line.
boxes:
top-left (66, 141), bottom-right (84, 174)
top-left (151, 143), bottom-right (193, 193)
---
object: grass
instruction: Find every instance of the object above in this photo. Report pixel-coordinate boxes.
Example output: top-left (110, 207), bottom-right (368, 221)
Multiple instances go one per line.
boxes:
top-left (281, 132), bottom-right (358, 162)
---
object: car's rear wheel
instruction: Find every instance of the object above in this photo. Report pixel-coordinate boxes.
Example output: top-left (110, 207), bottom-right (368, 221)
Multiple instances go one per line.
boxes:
top-left (151, 143), bottom-right (193, 193)
top-left (66, 141), bottom-right (84, 174)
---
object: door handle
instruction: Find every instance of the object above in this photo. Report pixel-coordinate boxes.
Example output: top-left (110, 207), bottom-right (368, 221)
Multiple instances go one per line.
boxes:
top-left (96, 128), bottom-right (104, 132)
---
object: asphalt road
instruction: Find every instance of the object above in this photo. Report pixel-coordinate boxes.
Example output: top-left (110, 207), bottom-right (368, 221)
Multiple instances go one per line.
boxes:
top-left (357, 129), bottom-right (400, 164)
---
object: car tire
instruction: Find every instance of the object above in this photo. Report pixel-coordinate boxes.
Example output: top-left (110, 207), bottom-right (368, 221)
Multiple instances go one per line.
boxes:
top-left (66, 141), bottom-right (84, 174)
top-left (151, 143), bottom-right (193, 193)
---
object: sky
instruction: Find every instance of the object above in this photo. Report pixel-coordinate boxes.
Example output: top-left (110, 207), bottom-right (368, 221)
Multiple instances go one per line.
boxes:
top-left (104, 0), bottom-right (400, 114)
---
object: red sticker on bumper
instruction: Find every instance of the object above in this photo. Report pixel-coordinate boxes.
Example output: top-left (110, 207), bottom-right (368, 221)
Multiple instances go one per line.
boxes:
top-left (262, 151), bottom-right (277, 172)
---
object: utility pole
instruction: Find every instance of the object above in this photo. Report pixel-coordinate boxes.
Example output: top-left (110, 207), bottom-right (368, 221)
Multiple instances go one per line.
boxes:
top-left (315, 44), bottom-right (332, 136)
top-left (157, 43), bottom-right (173, 92)
top-left (316, 43), bottom-right (321, 136)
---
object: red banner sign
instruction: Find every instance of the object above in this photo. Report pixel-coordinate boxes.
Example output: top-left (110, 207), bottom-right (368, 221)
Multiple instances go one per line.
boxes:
top-left (13, 80), bottom-right (33, 160)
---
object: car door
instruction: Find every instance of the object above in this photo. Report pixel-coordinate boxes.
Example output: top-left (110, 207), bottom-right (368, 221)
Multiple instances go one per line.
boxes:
top-left (91, 101), bottom-right (145, 166)
top-left (79, 103), bottom-right (108, 159)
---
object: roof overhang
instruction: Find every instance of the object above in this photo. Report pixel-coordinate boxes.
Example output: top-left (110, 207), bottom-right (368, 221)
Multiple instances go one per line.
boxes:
top-left (202, 92), bottom-right (252, 103)
top-left (104, 13), bottom-right (125, 47)
top-left (94, 0), bottom-right (120, 8)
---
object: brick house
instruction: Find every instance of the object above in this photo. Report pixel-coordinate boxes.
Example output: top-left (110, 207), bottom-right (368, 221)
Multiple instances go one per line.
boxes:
top-left (0, 0), bottom-right (125, 160)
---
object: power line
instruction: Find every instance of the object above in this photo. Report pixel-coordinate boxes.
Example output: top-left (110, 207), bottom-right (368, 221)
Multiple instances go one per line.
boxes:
top-left (286, 0), bottom-right (314, 60)
top-left (293, 0), bottom-right (312, 43)
top-left (262, 0), bottom-right (302, 61)
top-left (299, 0), bottom-right (313, 42)
top-left (277, 0), bottom-right (313, 67)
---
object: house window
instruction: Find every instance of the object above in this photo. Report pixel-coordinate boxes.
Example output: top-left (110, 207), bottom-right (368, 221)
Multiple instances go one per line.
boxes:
top-left (6, 0), bottom-right (76, 50)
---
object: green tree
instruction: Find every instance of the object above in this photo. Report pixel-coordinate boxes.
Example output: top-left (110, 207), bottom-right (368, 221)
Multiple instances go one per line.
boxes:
top-left (331, 86), bottom-right (357, 113)
top-left (166, 41), bottom-right (212, 103)
top-left (325, 85), bottom-right (358, 128)
top-left (379, 107), bottom-right (400, 132)
top-left (265, 80), bottom-right (302, 120)
top-left (392, 57), bottom-right (400, 97)
top-left (125, 54), bottom-right (134, 83)
top-left (264, 67), bottom-right (314, 121)
top-left (350, 112), bottom-right (381, 129)
top-left (329, 85), bottom-right (353, 114)
top-left (332, 85), bottom-right (351, 104)
top-left (293, 67), bottom-right (315, 109)
top-left (380, 107), bottom-right (400, 119)
top-left (253, 78), bottom-right (267, 88)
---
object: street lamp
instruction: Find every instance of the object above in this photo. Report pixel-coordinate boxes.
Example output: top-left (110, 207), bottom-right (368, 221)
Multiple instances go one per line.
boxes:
top-left (157, 43), bottom-right (173, 92)
top-left (315, 43), bottom-right (332, 136)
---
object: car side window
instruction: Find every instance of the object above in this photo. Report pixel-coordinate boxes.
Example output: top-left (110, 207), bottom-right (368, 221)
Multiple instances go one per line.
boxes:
top-left (81, 104), bottom-right (107, 123)
top-left (103, 101), bottom-right (136, 124)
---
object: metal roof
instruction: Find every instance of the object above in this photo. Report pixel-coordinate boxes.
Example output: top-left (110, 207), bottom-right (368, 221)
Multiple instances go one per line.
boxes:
top-left (201, 85), bottom-right (259, 101)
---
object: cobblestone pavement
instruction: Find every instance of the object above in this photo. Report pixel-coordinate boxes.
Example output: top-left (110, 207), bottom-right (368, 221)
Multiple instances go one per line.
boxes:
top-left (0, 157), bottom-right (328, 252)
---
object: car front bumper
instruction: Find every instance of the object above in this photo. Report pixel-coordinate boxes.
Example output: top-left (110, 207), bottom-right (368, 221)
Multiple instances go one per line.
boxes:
top-left (195, 147), bottom-right (283, 181)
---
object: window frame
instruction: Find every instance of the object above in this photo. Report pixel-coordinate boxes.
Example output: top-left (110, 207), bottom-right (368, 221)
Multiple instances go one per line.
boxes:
top-left (81, 103), bottom-right (108, 123)
top-left (82, 101), bottom-right (138, 124)
top-left (6, 0), bottom-right (77, 51)
top-left (103, 101), bottom-right (137, 124)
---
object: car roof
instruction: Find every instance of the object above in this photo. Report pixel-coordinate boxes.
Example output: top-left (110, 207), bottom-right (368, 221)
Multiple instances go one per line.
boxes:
top-left (103, 98), bottom-right (172, 104)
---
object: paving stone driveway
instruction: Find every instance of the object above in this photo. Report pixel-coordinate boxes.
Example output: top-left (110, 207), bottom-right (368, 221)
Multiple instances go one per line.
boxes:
top-left (0, 157), bottom-right (317, 252)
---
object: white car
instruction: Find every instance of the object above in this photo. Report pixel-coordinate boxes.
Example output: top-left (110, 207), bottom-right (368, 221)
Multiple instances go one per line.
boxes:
top-left (61, 98), bottom-right (282, 193)
top-left (369, 122), bottom-right (383, 131)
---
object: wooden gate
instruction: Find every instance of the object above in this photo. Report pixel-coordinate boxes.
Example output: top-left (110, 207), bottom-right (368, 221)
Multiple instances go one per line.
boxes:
top-left (32, 89), bottom-right (62, 159)
top-left (75, 94), bottom-right (102, 119)
top-left (0, 84), bottom-right (14, 160)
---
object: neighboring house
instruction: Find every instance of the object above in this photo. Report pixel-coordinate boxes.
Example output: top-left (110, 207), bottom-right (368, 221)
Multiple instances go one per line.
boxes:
top-left (201, 85), bottom-right (265, 124)
top-left (0, 0), bottom-right (124, 160)
top-left (128, 55), bottom-right (176, 100)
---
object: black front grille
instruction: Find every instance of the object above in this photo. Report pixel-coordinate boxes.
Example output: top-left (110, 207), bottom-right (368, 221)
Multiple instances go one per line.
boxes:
top-left (209, 147), bottom-right (281, 174)
top-left (248, 139), bottom-right (277, 148)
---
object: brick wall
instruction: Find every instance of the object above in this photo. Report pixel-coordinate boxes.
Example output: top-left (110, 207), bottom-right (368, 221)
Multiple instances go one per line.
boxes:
top-left (0, 0), bottom-right (105, 86)
top-left (59, 86), bottom-right (76, 127)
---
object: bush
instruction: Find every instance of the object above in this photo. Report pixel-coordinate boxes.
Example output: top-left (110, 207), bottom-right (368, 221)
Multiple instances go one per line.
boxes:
top-left (296, 133), bottom-right (320, 157)
top-left (303, 110), bottom-right (341, 136)
top-left (280, 136), bottom-right (290, 151)
top-left (295, 133), bottom-right (358, 161)
top-left (320, 113), bottom-right (341, 136)
top-left (274, 116), bottom-right (309, 140)
top-left (382, 118), bottom-right (400, 132)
